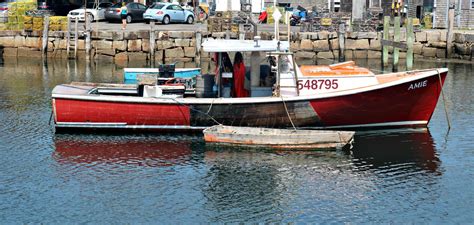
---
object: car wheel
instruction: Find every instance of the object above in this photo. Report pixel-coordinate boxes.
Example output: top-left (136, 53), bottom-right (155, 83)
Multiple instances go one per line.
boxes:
top-left (163, 15), bottom-right (170, 25)
top-left (186, 16), bottom-right (194, 24)
top-left (126, 14), bottom-right (132, 23)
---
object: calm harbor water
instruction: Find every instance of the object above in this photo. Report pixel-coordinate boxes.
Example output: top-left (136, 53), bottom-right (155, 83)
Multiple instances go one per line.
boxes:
top-left (0, 57), bottom-right (473, 223)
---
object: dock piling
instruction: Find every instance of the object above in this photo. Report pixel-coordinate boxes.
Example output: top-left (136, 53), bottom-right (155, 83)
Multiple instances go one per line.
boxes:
top-left (74, 18), bottom-right (78, 59)
top-left (66, 17), bottom-right (71, 58)
top-left (85, 16), bottom-right (91, 61)
top-left (338, 22), bottom-right (345, 62)
top-left (382, 16), bottom-right (390, 66)
top-left (41, 16), bottom-right (49, 57)
top-left (393, 16), bottom-right (400, 71)
top-left (406, 18), bottom-right (414, 70)
top-left (446, 2), bottom-right (455, 58)
top-left (195, 32), bottom-right (202, 68)
top-left (150, 21), bottom-right (155, 62)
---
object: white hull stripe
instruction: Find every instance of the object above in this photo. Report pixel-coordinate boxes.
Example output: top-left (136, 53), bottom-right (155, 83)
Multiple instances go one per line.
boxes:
top-left (55, 122), bottom-right (208, 130)
top-left (55, 121), bottom-right (428, 130)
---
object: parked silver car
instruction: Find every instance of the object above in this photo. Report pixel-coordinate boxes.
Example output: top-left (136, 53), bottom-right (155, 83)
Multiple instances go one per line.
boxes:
top-left (143, 3), bottom-right (194, 25)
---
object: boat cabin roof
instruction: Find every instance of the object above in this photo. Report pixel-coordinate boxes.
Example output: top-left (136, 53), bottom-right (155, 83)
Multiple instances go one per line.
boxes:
top-left (202, 39), bottom-right (289, 53)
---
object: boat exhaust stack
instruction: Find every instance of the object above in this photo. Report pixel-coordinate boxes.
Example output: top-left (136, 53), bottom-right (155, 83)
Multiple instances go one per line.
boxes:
top-left (253, 36), bottom-right (261, 47)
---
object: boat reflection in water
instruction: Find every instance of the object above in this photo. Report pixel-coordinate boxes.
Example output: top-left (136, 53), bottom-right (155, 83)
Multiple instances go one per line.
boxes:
top-left (201, 129), bottom-right (440, 222)
top-left (53, 135), bottom-right (197, 167)
top-left (350, 128), bottom-right (440, 174)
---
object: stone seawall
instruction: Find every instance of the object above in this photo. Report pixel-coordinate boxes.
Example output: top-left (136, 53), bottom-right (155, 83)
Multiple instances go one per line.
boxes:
top-left (0, 30), bottom-right (472, 72)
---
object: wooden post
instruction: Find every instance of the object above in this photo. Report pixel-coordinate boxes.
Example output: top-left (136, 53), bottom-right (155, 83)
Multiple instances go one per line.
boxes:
top-left (406, 17), bottom-right (414, 70)
top-left (66, 17), bottom-right (71, 58)
top-left (338, 22), bottom-right (345, 62)
top-left (195, 32), bottom-right (202, 68)
top-left (74, 17), bottom-right (78, 59)
top-left (85, 15), bottom-right (91, 61)
top-left (287, 11), bottom-right (290, 46)
top-left (41, 16), bottom-right (49, 56)
top-left (446, 1), bottom-right (455, 58)
top-left (393, 16), bottom-right (400, 71)
top-left (382, 16), bottom-right (390, 66)
top-left (217, 52), bottom-right (222, 98)
top-left (150, 21), bottom-right (155, 62)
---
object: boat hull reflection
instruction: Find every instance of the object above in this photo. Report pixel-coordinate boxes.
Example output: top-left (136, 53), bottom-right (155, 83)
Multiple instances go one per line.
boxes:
top-left (350, 128), bottom-right (440, 173)
top-left (53, 135), bottom-right (195, 167)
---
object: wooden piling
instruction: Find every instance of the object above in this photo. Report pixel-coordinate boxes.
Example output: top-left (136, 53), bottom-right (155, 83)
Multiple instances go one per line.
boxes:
top-left (66, 17), bottom-right (71, 58)
top-left (149, 21), bottom-right (155, 60)
top-left (338, 22), bottom-right (345, 62)
top-left (393, 16), bottom-right (400, 71)
top-left (195, 31), bottom-right (202, 68)
top-left (446, 1), bottom-right (455, 58)
top-left (85, 16), bottom-right (91, 61)
top-left (406, 18), bottom-right (414, 70)
top-left (41, 16), bottom-right (49, 56)
top-left (382, 16), bottom-right (390, 66)
top-left (74, 18), bottom-right (78, 59)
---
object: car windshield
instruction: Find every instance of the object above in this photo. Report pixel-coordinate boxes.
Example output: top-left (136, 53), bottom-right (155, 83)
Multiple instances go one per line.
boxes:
top-left (151, 4), bottom-right (165, 9)
top-left (82, 3), bottom-right (96, 8)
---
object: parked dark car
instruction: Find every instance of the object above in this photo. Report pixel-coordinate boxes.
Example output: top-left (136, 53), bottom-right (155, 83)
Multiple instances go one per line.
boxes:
top-left (42, 0), bottom-right (82, 16)
top-left (104, 2), bottom-right (147, 23)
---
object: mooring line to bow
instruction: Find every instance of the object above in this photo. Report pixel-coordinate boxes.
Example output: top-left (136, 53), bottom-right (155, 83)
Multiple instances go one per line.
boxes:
top-left (280, 94), bottom-right (297, 131)
top-left (436, 69), bottom-right (451, 131)
top-left (48, 110), bottom-right (53, 126)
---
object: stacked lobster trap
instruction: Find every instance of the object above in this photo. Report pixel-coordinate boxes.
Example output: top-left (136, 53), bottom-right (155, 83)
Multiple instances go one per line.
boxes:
top-left (0, 0), bottom-right (37, 31)
top-left (300, 12), bottom-right (351, 32)
top-left (0, 0), bottom-right (68, 32)
top-left (299, 10), bottom-right (385, 32)
top-left (207, 11), bottom-right (239, 33)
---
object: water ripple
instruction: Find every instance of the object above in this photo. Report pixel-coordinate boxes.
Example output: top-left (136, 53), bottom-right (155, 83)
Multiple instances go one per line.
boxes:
top-left (1, 59), bottom-right (473, 223)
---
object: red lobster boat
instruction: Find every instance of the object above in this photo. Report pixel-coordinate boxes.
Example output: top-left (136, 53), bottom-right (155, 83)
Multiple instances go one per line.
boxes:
top-left (52, 39), bottom-right (448, 132)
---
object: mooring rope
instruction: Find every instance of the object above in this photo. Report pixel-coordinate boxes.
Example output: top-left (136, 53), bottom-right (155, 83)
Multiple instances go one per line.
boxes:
top-left (48, 110), bottom-right (53, 126)
top-left (206, 98), bottom-right (216, 114)
top-left (280, 94), bottom-right (297, 131)
top-left (163, 97), bottom-right (222, 126)
top-left (436, 69), bottom-right (451, 130)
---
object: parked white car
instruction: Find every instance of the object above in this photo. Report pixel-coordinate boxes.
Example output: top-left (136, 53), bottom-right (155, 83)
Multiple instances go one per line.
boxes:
top-left (67, 2), bottom-right (113, 22)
